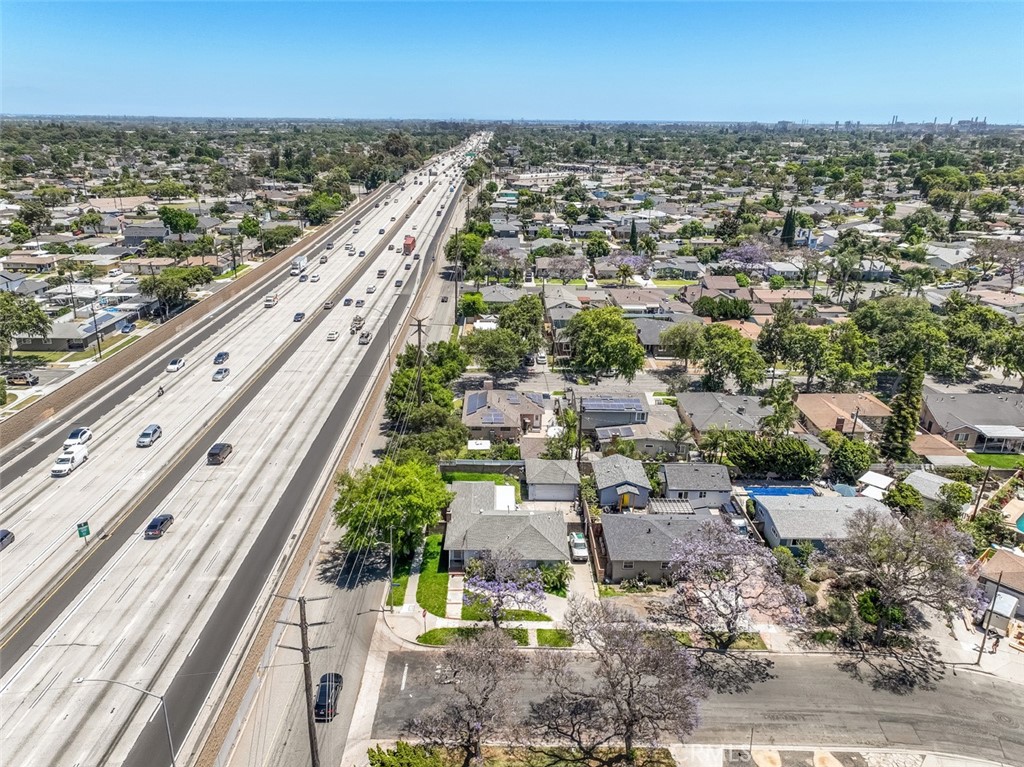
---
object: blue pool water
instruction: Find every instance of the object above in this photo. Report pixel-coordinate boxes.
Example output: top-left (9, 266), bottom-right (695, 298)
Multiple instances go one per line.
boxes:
top-left (1016, 513), bottom-right (1024, 534)
top-left (743, 485), bottom-right (817, 498)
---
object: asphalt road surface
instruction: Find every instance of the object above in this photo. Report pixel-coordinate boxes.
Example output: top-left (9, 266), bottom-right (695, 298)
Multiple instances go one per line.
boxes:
top-left (373, 651), bottom-right (1024, 766)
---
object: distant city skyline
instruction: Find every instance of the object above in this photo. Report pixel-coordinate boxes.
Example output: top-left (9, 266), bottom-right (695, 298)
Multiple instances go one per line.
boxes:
top-left (3, 1), bottom-right (1021, 124)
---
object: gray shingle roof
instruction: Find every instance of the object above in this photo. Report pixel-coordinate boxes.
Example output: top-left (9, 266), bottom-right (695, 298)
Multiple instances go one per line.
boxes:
top-left (756, 496), bottom-right (888, 541)
top-left (601, 512), bottom-right (713, 562)
top-left (445, 507), bottom-right (568, 562)
top-left (524, 459), bottom-right (580, 486)
top-left (592, 454), bottom-right (651, 492)
top-left (660, 463), bottom-right (731, 492)
top-left (678, 392), bottom-right (771, 433)
top-left (923, 386), bottom-right (1024, 432)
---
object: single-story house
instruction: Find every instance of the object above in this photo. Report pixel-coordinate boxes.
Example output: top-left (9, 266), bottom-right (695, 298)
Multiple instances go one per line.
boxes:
top-left (122, 224), bottom-right (171, 248)
top-left (765, 261), bottom-right (801, 280)
top-left (796, 392), bottom-right (892, 440)
top-left (592, 454), bottom-right (652, 510)
top-left (753, 495), bottom-right (890, 550)
top-left (600, 509), bottom-right (716, 584)
top-left (909, 432), bottom-right (974, 467)
top-left (750, 288), bottom-right (813, 310)
top-left (479, 284), bottom-right (529, 306)
top-left (524, 458), bottom-right (580, 502)
top-left (920, 387), bottom-right (1024, 454)
top-left (676, 392), bottom-right (772, 441)
top-left (462, 389), bottom-right (545, 442)
top-left (659, 463), bottom-right (732, 510)
top-left (444, 481), bottom-right (568, 570)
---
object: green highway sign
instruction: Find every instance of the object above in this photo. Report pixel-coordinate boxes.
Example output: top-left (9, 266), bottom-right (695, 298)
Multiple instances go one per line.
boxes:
top-left (77, 522), bottom-right (90, 538)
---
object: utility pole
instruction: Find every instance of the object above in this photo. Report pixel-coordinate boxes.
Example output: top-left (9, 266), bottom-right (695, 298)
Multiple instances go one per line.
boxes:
top-left (969, 465), bottom-right (992, 521)
top-left (413, 316), bottom-right (428, 406)
top-left (277, 595), bottom-right (329, 767)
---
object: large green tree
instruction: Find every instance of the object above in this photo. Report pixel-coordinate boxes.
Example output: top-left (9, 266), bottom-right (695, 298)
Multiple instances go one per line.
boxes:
top-left (659, 322), bottom-right (704, 371)
top-left (0, 291), bottom-right (53, 360)
top-left (334, 458), bottom-right (451, 556)
top-left (880, 353), bottom-right (925, 460)
top-left (498, 295), bottom-right (543, 352)
top-left (157, 205), bottom-right (198, 242)
top-left (759, 379), bottom-right (799, 438)
top-left (565, 306), bottom-right (646, 383)
top-left (462, 328), bottom-right (527, 378)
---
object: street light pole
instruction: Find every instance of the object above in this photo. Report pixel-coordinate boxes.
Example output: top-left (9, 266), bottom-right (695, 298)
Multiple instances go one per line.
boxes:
top-left (74, 677), bottom-right (176, 767)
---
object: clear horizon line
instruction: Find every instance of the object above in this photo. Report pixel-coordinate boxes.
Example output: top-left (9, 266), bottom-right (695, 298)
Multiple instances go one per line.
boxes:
top-left (2, 112), bottom-right (1020, 127)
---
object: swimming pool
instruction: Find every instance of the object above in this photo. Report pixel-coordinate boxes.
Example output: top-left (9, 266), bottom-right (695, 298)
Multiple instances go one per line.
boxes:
top-left (743, 485), bottom-right (818, 498)
top-left (1016, 513), bottom-right (1024, 534)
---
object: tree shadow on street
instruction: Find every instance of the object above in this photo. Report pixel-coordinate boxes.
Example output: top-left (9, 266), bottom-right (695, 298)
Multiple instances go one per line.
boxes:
top-left (690, 649), bottom-right (776, 695)
top-left (316, 543), bottom-right (389, 591)
top-left (832, 636), bottom-right (945, 694)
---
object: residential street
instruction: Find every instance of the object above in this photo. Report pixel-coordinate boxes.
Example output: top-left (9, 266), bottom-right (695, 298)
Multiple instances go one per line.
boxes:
top-left (372, 651), bottom-right (1024, 766)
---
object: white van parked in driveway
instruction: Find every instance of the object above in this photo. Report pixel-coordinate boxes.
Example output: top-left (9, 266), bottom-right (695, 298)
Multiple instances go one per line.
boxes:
top-left (51, 445), bottom-right (89, 477)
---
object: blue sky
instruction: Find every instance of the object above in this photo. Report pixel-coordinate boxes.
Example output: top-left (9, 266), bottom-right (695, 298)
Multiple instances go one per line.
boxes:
top-left (3, 1), bottom-right (1022, 123)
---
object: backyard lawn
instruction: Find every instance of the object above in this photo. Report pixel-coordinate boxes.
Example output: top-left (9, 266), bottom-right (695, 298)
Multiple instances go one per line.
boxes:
top-left (441, 472), bottom-right (522, 502)
top-left (416, 534), bottom-right (449, 617)
top-left (968, 453), bottom-right (1024, 469)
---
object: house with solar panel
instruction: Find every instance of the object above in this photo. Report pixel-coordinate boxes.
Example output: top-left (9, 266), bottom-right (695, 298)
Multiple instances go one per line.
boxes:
top-left (462, 389), bottom-right (546, 442)
top-left (579, 394), bottom-right (649, 434)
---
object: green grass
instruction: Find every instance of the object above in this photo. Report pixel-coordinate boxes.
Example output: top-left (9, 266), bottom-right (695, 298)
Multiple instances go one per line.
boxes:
top-left (449, 324), bottom-right (460, 343)
top-left (417, 627), bottom-right (529, 646)
top-left (461, 603), bottom-right (551, 622)
top-left (416, 534), bottom-right (449, 617)
top-left (1, 391), bottom-right (18, 406)
top-left (442, 472), bottom-right (522, 503)
top-left (10, 394), bottom-right (41, 411)
top-left (552, 390), bottom-right (565, 397)
top-left (216, 264), bottom-right (252, 280)
top-left (536, 629), bottom-right (573, 647)
top-left (967, 453), bottom-right (1024, 469)
top-left (387, 551), bottom-right (414, 607)
top-left (11, 351), bottom-right (66, 363)
top-left (674, 631), bottom-right (766, 650)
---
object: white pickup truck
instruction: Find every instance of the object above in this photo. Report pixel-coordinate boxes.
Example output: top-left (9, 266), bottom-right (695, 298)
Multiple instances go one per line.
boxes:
top-left (51, 445), bottom-right (89, 477)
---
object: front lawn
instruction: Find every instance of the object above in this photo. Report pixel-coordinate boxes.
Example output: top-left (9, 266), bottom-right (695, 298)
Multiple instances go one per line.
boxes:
top-left (11, 351), bottom-right (66, 364)
top-left (416, 534), bottom-right (449, 617)
top-left (536, 628), bottom-right (573, 647)
top-left (461, 603), bottom-right (551, 622)
top-left (674, 631), bottom-right (767, 650)
top-left (968, 453), bottom-right (1024, 469)
top-left (417, 627), bottom-right (529, 646)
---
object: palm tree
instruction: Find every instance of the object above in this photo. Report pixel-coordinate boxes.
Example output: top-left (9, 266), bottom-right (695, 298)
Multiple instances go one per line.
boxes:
top-left (699, 426), bottom-right (729, 463)
top-left (638, 233), bottom-right (658, 258)
top-left (616, 262), bottom-right (634, 287)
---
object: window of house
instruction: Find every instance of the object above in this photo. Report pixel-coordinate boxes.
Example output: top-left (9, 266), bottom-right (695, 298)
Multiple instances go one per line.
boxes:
top-left (623, 561), bottom-right (634, 570)
top-left (698, 491), bottom-right (707, 499)
top-left (660, 562), bottom-right (670, 570)
top-left (953, 432), bottom-right (969, 444)
top-left (682, 491), bottom-right (689, 499)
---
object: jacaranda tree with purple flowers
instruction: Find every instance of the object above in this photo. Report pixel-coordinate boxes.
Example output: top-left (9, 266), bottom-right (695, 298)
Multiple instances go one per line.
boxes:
top-left (464, 549), bottom-right (546, 628)
top-left (656, 521), bottom-right (804, 650)
top-left (722, 240), bottom-right (771, 275)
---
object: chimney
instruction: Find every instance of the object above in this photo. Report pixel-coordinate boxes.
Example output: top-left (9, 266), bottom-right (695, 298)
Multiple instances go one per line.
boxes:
top-left (835, 417), bottom-right (846, 432)
top-left (483, 379), bottom-right (494, 391)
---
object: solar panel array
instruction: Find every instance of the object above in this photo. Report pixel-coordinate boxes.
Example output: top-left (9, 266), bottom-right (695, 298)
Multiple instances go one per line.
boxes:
top-left (466, 391), bottom-right (487, 414)
top-left (584, 398), bottom-right (643, 412)
top-left (481, 410), bottom-right (506, 425)
top-left (507, 392), bottom-right (521, 405)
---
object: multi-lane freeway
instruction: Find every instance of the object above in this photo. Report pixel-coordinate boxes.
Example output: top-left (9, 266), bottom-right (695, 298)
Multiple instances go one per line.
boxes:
top-left (0, 135), bottom-right (486, 766)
